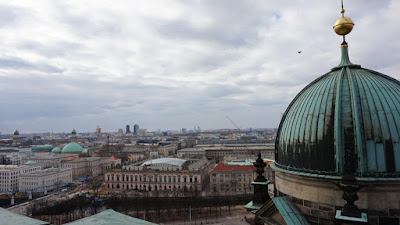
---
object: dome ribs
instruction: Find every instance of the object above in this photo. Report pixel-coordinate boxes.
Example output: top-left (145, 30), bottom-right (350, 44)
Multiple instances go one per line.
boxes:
top-left (275, 66), bottom-right (400, 177)
top-left (347, 68), bottom-right (365, 175)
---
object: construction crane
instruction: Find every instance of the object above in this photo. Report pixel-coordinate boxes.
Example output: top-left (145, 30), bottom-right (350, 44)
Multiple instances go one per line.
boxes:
top-left (226, 116), bottom-right (241, 135)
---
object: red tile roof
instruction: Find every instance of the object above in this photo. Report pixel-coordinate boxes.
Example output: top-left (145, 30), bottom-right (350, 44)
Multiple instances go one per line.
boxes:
top-left (61, 157), bottom-right (78, 162)
top-left (211, 163), bottom-right (255, 173)
top-left (110, 155), bottom-right (119, 160)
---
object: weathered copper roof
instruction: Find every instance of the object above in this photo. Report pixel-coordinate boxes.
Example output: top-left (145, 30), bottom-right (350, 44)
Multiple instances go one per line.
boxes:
top-left (62, 142), bottom-right (83, 153)
top-left (275, 45), bottom-right (400, 177)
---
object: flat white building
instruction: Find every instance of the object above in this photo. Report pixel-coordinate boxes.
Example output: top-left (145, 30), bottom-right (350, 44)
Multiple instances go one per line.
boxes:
top-left (0, 165), bottom-right (41, 192)
top-left (0, 153), bottom-right (22, 165)
top-left (19, 167), bottom-right (72, 192)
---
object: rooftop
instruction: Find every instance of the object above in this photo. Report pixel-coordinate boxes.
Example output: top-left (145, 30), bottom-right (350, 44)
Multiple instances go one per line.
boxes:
top-left (65, 209), bottom-right (157, 225)
top-left (141, 158), bottom-right (187, 167)
top-left (22, 167), bottom-right (71, 176)
top-left (122, 148), bottom-right (147, 153)
top-left (178, 148), bottom-right (204, 152)
top-left (0, 165), bottom-right (39, 171)
top-left (211, 163), bottom-right (255, 173)
top-left (0, 207), bottom-right (49, 225)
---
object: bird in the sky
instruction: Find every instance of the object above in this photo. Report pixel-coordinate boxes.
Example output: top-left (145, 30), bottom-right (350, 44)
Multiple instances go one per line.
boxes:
top-left (298, 51), bottom-right (302, 54)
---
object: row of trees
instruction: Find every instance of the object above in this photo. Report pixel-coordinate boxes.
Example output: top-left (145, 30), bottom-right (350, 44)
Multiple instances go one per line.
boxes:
top-left (27, 194), bottom-right (251, 224)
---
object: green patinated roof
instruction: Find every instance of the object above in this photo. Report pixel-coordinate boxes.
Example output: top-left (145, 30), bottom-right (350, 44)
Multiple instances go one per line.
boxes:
top-left (335, 210), bottom-right (368, 222)
top-left (65, 209), bottom-right (157, 225)
top-left (62, 142), bottom-right (83, 153)
top-left (0, 207), bottom-right (49, 225)
top-left (31, 145), bottom-right (53, 151)
top-left (51, 147), bottom-right (62, 153)
top-left (25, 160), bottom-right (37, 165)
top-left (272, 197), bottom-right (309, 225)
top-left (276, 45), bottom-right (400, 177)
top-left (226, 160), bottom-right (253, 165)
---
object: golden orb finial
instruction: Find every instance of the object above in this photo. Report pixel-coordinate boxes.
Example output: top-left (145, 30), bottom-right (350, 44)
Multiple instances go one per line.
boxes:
top-left (333, 0), bottom-right (354, 36)
top-left (333, 17), bottom-right (354, 36)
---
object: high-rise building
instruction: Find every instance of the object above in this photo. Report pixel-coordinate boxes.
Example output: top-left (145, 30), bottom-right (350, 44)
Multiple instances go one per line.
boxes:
top-left (182, 128), bottom-right (187, 133)
top-left (126, 125), bottom-right (131, 134)
top-left (133, 124), bottom-right (139, 134)
top-left (95, 125), bottom-right (101, 136)
top-left (117, 128), bottom-right (123, 135)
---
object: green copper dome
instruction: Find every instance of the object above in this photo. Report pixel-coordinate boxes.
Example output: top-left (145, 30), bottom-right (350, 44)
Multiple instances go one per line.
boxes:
top-left (51, 147), bottom-right (62, 153)
top-left (62, 142), bottom-right (83, 153)
top-left (275, 45), bottom-right (400, 177)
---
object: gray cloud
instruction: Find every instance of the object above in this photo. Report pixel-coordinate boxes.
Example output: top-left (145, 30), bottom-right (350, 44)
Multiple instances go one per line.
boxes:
top-left (19, 41), bottom-right (81, 58)
top-left (0, 0), bottom-right (399, 133)
top-left (0, 57), bottom-right (64, 73)
top-left (0, 5), bottom-right (27, 27)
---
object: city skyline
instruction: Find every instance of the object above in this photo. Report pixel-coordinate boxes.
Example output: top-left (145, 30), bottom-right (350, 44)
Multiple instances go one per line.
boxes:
top-left (1, 1), bottom-right (399, 133)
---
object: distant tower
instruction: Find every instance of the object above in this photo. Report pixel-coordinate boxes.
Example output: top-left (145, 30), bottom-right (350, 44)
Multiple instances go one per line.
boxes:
top-left (95, 125), bottom-right (101, 136)
top-left (126, 125), bottom-right (131, 134)
top-left (12, 130), bottom-right (20, 146)
top-left (182, 128), bottom-right (187, 133)
top-left (70, 129), bottom-right (77, 142)
top-left (133, 124), bottom-right (139, 134)
top-left (107, 134), bottom-right (110, 157)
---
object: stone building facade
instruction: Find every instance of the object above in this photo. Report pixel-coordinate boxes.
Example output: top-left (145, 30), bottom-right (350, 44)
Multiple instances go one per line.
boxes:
top-left (19, 167), bottom-right (72, 192)
top-left (196, 144), bottom-right (275, 162)
top-left (0, 165), bottom-right (41, 192)
top-left (210, 163), bottom-right (255, 195)
top-left (61, 157), bottom-right (113, 179)
top-left (105, 158), bottom-right (214, 193)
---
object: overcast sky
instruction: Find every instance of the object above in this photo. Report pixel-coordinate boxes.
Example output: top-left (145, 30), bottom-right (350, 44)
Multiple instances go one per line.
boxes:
top-left (0, 0), bottom-right (399, 134)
